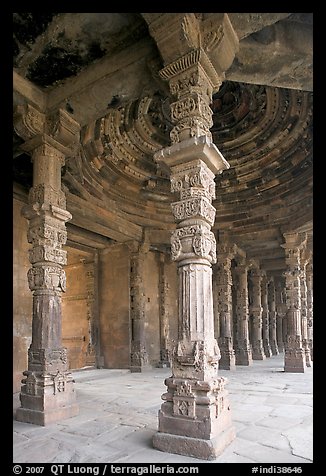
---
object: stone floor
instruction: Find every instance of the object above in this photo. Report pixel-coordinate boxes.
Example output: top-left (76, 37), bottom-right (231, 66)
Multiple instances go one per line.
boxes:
top-left (13, 353), bottom-right (313, 464)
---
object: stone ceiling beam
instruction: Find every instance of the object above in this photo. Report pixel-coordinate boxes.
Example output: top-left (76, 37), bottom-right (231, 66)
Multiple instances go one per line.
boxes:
top-left (14, 37), bottom-right (161, 128)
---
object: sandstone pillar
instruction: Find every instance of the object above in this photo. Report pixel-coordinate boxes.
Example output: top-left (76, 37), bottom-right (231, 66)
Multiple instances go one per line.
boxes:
top-left (275, 277), bottom-right (285, 353)
top-left (84, 259), bottom-right (98, 366)
top-left (249, 269), bottom-right (266, 360)
top-left (157, 252), bottom-right (172, 367)
top-left (215, 245), bottom-right (236, 370)
top-left (306, 261), bottom-right (313, 360)
top-left (299, 260), bottom-right (312, 367)
top-left (14, 105), bottom-right (80, 425)
top-left (234, 263), bottom-right (253, 366)
top-left (144, 12), bottom-right (238, 460)
top-left (261, 274), bottom-right (272, 358)
top-left (282, 233), bottom-right (306, 373)
top-left (268, 278), bottom-right (279, 355)
top-left (128, 241), bottom-right (150, 372)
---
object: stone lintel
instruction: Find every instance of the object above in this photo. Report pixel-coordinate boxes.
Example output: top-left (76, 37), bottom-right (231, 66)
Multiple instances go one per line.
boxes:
top-left (154, 135), bottom-right (229, 176)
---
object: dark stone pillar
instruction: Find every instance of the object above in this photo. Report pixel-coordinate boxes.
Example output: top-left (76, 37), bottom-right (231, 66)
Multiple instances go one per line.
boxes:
top-left (215, 245), bottom-right (236, 370)
top-left (14, 106), bottom-right (80, 425)
top-left (128, 241), bottom-right (151, 372)
top-left (249, 269), bottom-right (266, 360)
top-left (261, 274), bottom-right (272, 358)
top-left (282, 233), bottom-right (306, 373)
top-left (306, 261), bottom-right (313, 360)
top-left (234, 263), bottom-right (253, 366)
top-left (268, 278), bottom-right (279, 355)
top-left (275, 276), bottom-right (285, 353)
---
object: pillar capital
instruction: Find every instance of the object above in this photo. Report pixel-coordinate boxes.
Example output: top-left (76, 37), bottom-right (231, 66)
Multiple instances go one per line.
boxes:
top-left (14, 103), bottom-right (80, 158)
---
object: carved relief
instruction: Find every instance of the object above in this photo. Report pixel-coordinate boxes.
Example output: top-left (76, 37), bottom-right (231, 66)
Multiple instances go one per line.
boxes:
top-left (29, 184), bottom-right (67, 209)
top-left (53, 371), bottom-right (66, 395)
top-left (171, 197), bottom-right (216, 225)
top-left (28, 266), bottom-right (66, 292)
top-left (14, 104), bottom-right (45, 140)
top-left (28, 246), bottom-right (67, 266)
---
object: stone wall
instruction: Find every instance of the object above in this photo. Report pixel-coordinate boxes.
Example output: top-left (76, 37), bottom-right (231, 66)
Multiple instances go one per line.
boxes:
top-left (62, 249), bottom-right (93, 370)
top-left (13, 197), bottom-right (32, 393)
top-left (99, 244), bottom-right (130, 368)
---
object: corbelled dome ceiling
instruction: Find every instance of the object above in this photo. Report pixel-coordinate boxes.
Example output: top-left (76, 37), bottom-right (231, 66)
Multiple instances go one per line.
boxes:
top-left (13, 13), bottom-right (313, 270)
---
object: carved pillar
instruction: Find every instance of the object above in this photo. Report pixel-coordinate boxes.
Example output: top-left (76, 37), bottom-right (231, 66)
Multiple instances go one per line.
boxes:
top-left (14, 105), bottom-right (80, 425)
top-left (306, 261), bottom-right (313, 360)
top-left (234, 262), bottom-right (253, 366)
top-left (249, 269), bottom-right (266, 360)
top-left (275, 276), bottom-right (285, 353)
top-left (147, 15), bottom-right (237, 459)
top-left (299, 260), bottom-right (312, 367)
top-left (282, 233), bottom-right (306, 373)
top-left (215, 245), bottom-right (236, 370)
top-left (268, 278), bottom-right (279, 355)
top-left (128, 241), bottom-right (150, 373)
top-left (261, 274), bottom-right (272, 358)
top-left (157, 252), bottom-right (172, 367)
top-left (282, 287), bottom-right (288, 348)
top-left (84, 260), bottom-right (97, 366)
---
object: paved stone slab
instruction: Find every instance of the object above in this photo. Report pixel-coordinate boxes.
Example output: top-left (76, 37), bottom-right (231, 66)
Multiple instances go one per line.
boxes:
top-left (13, 353), bottom-right (313, 464)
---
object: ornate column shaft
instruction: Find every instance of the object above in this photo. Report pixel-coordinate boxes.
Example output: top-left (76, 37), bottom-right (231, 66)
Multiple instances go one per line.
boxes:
top-left (157, 252), bottom-right (172, 367)
top-left (149, 21), bottom-right (237, 458)
top-left (84, 260), bottom-right (98, 366)
top-left (215, 245), bottom-right (236, 370)
top-left (306, 261), bottom-right (313, 360)
top-left (234, 263), bottom-right (253, 366)
top-left (128, 241), bottom-right (150, 373)
top-left (299, 261), bottom-right (312, 367)
top-left (249, 269), bottom-right (266, 360)
top-left (14, 105), bottom-right (80, 425)
top-left (282, 233), bottom-right (306, 373)
top-left (261, 274), bottom-right (272, 358)
top-left (275, 276), bottom-right (285, 353)
top-left (268, 278), bottom-right (279, 355)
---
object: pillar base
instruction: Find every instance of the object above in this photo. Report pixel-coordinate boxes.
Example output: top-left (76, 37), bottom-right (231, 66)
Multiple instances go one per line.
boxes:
top-left (130, 364), bottom-right (152, 373)
top-left (16, 402), bottom-right (79, 426)
top-left (252, 342), bottom-right (266, 361)
top-left (219, 349), bottom-right (236, 370)
top-left (252, 350), bottom-right (266, 360)
top-left (153, 425), bottom-right (236, 460)
top-left (263, 344), bottom-right (272, 358)
top-left (305, 350), bottom-right (312, 368)
top-left (271, 343), bottom-right (279, 356)
top-left (277, 344), bottom-right (284, 353)
top-left (235, 348), bottom-right (253, 366)
top-left (284, 349), bottom-right (306, 373)
top-left (16, 368), bottom-right (78, 426)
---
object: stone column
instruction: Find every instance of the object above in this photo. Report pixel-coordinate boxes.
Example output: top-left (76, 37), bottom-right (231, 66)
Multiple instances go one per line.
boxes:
top-left (299, 261), bottom-right (312, 367)
top-left (306, 261), bottom-right (313, 360)
top-left (84, 259), bottom-right (98, 366)
top-left (249, 269), bottom-right (266, 360)
top-left (281, 287), bottom-right (288, 349)
top-left (128, 241), bottom-right (150, 373)
top-left (157, 252), bottom-right (172, 367)
top-left (149, 36), bottom-right (237, 462)
top-left (275, 277), bottom-right (285, 353)
top-left (261, 274), bottom-right (272, 358)
top-left (234, 262), bottom-right (253, 366)
top-left (14, 105), bottom-right (80, 425)
top-left (282, 233), bottom-right (306, 373)
top-left (268, 278), bottom-right (279, 355)
top-left (215, 244), bottom-right (236, 370)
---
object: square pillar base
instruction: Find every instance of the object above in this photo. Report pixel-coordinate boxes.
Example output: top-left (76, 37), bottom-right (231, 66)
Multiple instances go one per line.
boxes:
top-left (16, 402), bottom-right (79, 426)
top-left (235, 348), bottom-right (253, 366)
top-left (153, 425), bottom-right (236, 460)
top-left (284, 349), bottom-right (306, 373)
